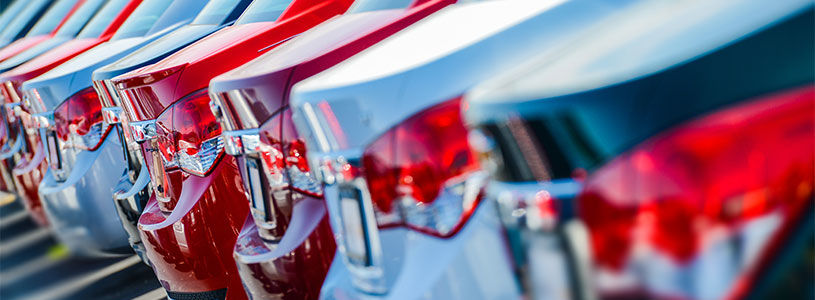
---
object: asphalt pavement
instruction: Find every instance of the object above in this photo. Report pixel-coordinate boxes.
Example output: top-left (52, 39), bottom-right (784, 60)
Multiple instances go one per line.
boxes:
top-left (0, 192), bottom-right (166, 300)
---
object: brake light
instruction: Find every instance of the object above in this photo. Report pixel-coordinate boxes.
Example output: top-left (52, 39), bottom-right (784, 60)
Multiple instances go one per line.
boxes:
top-left (53, 87), bottom-right (111, 151)
top-left (152, 90), bottom-right (224, 177)
top-left (280, 110), bottom-right (322, 196)
top-left (258, 111), bottom-right (288, 188)
top-left (175, 93), bottom-right (224, 176)
top-left (361, 97), bottom-right (481, 237)
top-left (578, 87), bottom-right (814, 298)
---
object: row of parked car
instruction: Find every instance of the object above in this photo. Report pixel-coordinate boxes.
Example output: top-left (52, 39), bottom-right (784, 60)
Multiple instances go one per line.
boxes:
top-left (0, 0), bottom-right (812, 299)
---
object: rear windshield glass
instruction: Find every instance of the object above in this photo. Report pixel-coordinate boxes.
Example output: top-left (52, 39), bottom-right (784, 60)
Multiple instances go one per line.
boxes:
top-left (192, 0), bottom-right (246, 25)
top-left (25, 0), bottom-right (76, 36)
top-left (0, 0), bottom-right (28, 29)
top-left (112, 0), bottom-right (173, 39)
top-left (54, 0), bottom-right (106, 36)
top-left (0, 0), bottom-right (49, 40)
top-left (76, 0), bottom-right (130, 38)
top-left (347, 0), bottom-right (414, 13)
top-left (235, 0), bottom-right (292, 24)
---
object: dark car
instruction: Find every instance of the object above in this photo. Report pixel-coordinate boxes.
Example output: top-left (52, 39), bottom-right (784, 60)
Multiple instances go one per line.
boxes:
top-left (464, 0), bottom-right (814, 299)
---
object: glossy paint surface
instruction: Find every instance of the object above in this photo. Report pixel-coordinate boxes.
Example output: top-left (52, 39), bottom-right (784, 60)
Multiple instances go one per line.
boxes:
top-left (115, 0), bottom-right (354, 121)
top-left (11, 131), bottom-right (48, 226)
top-left (110, 1), bottom-right (353, 298)
top-left (138, 159), bottom-right (249, 297)
top-left (0, 0), bottom-right (141, 232)
top-left (234, 197), bottom-right (336, 299)
top-left (208, 3), bottom-right (455, 297)
top-left (288, 0), bottom-right (630, 296)
top-left (0, 0), bottom-right (86, 62)
top-left (579, 88), bottom-right (813, 300)
top-left (38, 133), bottom-right (131, 255)
top-left (211, 0), bottom-right (455, 130)
top-left (462, 1), bottom-right (814, 299)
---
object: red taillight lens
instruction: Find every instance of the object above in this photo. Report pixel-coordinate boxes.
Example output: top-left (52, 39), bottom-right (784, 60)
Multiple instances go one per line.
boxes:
top-left (154, 108), bottom-right (175, 168)
top-left (256, 109), bottom-right (322, 197)
top-left (578, 87), bottom-right (814, 297)
top-left (53, 87), bottom-right (111, 151)
top-left (280, 110), bottom-right (322, 196)
top-left (165, 91), bottom-right (224, 176)
top-left (175, 92), bottom-right (223, 176)
top-left (258, 111), bottom-right (287, 188)
top-left (361, 97), bottom-right (481, 237)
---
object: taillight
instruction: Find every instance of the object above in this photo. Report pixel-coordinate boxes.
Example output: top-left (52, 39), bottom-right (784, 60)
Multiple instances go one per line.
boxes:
top-left (174, 92), bottom-right (224, 176)
top-left (280, 110), bottom-right (322, 196)
top-left (361, 97), bottom-right (481, 237)
top-left (257, 112), bottom-right (288, 189)
top-left (254, 109), bottom-right (323, 197)
top-left (578, 87), bottom-right (814, 298)
top-left (53, 87), bottom-right (111, 151)
top-left (149, 90), bottom-right (224, 177)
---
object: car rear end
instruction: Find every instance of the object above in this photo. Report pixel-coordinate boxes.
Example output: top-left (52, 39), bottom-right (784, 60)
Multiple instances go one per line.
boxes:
top-left (109, 0), bottom-right (354, 298)
top-left (0, 0), bottom-right (136, 229)
top-left (288, 1), bottom-right (633, 298)
top-left (91, 0), bottom-right (254, 265)
top-left (464, 0), bottom-right (814, 299)
top-left (207, 0), bottom-right (457, 298)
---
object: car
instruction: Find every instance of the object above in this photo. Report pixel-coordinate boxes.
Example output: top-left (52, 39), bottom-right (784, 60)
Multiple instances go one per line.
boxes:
top-left (0, 0), bottom-right (54, 48)
top-left (89, 0), bottom-right (252, 264)
top-left (0, 0), bottom-right (108, 74)
top-left (463, 0), bottom-right (814, 299)
top-left (20, 0), bottom-right (212, 259)
top-left (207, 0), bottom-right (457, 298)
top-left (0, 0), bottom-right (84, 63)
top-left (0, 0), bottom-right (141, 228)
top-left (286, 0), bottom-right (636, 298)
top-left (0, 0), bottom-right (30, 36)
top-left (110, 0), bottom-right (354, 298)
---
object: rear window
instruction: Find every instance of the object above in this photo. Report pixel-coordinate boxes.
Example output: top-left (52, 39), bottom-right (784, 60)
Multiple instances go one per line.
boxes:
top-left (192, 0), bottom-right (248, 25)
top-left (0, 0), bottom-right (50, 40)
top-left (54, 0), bottom-right (106, 36)
top-left (25, 0), bottom-right (76, 36)
top-left (112, 0), bottom-right (173, 39)
top-left (347, 0), bottom-right (414, 13)
top-left (76, 0), bottom-right (130, 38)
top-left (235, 0), bottom-right (292, 24)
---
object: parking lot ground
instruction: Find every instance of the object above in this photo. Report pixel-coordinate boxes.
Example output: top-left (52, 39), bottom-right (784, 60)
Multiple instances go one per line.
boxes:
top-left (0, 193), bottom-right (166, 300)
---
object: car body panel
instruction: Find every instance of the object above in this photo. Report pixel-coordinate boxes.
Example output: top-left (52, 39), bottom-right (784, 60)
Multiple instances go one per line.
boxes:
top-left (0, 0), bottom-right (85, 63)
top-left (463, 0), bottom-right (814, 299)
top-left (287, 0), bottom-right (637, 298)
top-left (20, 0), bottom-right (210, 257)
top-left (0, 0), bottom-right (108, 73)
top-left (0, 0), bottom-right (53, 48)
top-left (208, 1), bottom-right (455, 298)
top-left (111, 0), bottom-right (355, 297)
top-left (0, 0), bottom-right (141, 232)
top-left (89, 0), bottom-right (254, 264)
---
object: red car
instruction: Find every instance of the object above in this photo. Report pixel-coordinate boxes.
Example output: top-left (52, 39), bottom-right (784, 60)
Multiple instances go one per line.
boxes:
top-left (207, 0), bottom-right (456, 297)
top-left (0, 0), bottom-right (84, 63)
top-left (0, 0), bottom-right (142, 226)
top-left (111, 0), bottom-right (353, 298)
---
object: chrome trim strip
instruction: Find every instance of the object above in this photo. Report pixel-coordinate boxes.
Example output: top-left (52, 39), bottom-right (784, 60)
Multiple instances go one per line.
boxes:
top-left (222, 129), bottom-right (260, 156)
top-left (102, 107), bottom-right (122, 125)
top-left (31, 112), bottom-right (54, 129)
top-left (128, 119), bottom-right (158, 143)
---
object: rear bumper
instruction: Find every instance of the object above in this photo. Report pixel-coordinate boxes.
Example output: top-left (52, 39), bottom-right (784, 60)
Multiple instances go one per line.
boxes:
top-left (234, 197), bottom-right (336, 299)
top-left (320, 200), bottom-right (520, 300)
top-left (137, 161), bottom-right (249, 299)
top-left (11, 131), bottom-right (47, 226)
top-left (38, 133), bottom-right (130, 256)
